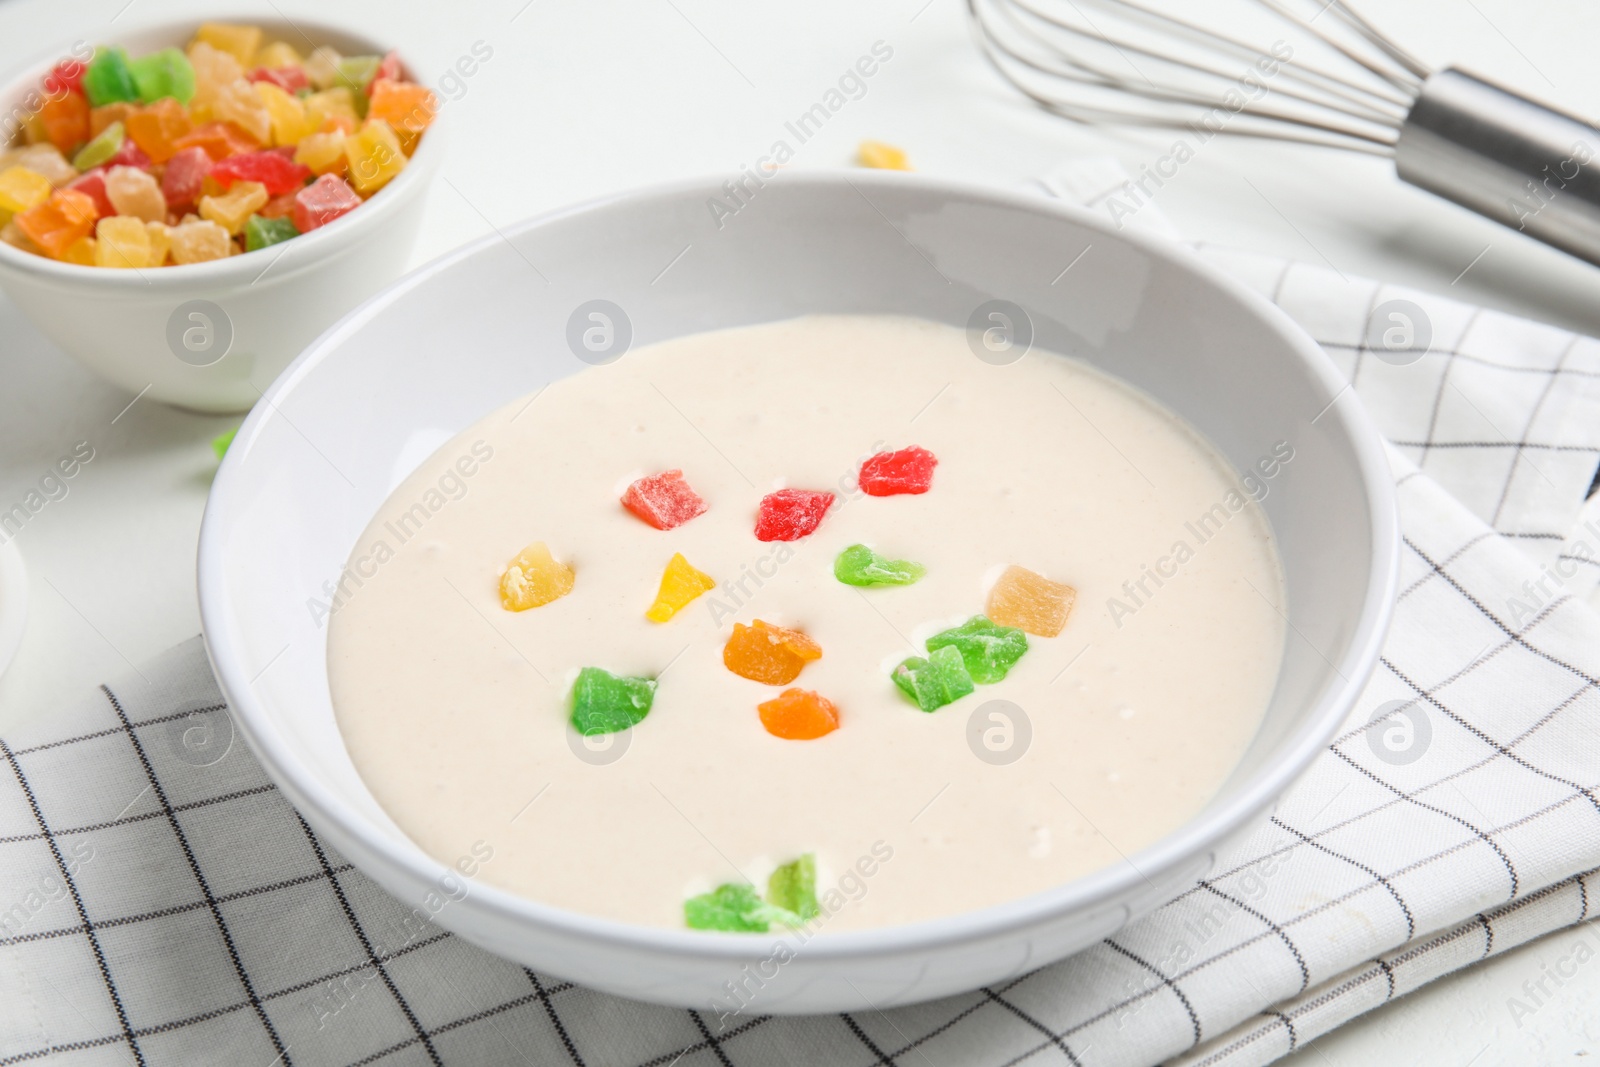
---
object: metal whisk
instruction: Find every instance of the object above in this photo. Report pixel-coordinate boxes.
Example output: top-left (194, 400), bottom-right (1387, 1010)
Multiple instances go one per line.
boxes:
top-left (968, 0), bottom-right (1600, 267)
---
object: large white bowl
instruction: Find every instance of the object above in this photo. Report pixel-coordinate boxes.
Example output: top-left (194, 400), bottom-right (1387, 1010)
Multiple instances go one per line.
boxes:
top-left (198, 172), bottom-right (1398, 1013)
top-left (0, 19), bottom-right (442, 413)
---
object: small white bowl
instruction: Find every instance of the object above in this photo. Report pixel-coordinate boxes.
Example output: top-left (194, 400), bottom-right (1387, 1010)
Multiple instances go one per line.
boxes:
top-left (0, 19), bottom-right (442, 414)
top-left (199, 172), bottom-right (1398, 1013)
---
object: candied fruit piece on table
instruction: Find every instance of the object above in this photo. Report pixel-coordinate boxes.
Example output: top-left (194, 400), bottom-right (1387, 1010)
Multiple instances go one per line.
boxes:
top-left (168, 217), bottom-right (233, 264)
top-left (570, 667), bottom-right (655, 737)
top-left (767, 854), bottom-right (820, 919)
top-left (758, 689), bottom-right (839, 741)
top-left (833, 543), bottom-right (925, 587)
top-left (210, 150), bottom-right (311, 195)
top-left (128, 48), bottom-right (196, 104)
top-left (892, 645), bottom-right (975, 712)
top-left (498, 541), bottom-right (575, 611)
top-left (858, 140), bottom-right (911, 170)
top-left (255, 82), bottom-right (311, 146)
top-left (126, 97), bottom-right (192, 163)
top-left (723, 620), bottom-right (822, 685)
top-left (72, 121), bottom-right (124, 170)
top-left (211, 79), bottom-right (272, 144)
top-left (292, 173), bottom-right (361, 231)
top-left (243, 213), bottom-right (298, 251)
top-left (622, 469), bottom-right (707, 530)
top-left (104, 165), bottom-right (166, 221)
top-left (16, 188), bottom-right (97, 259)
top-left (343, 119), bottom-right (406, 194)
top-left (193, 22), bottom-right (264, 67)
top-left (645, 553), bottom-right (716, 623)
top-left (293, 131), bottom-right (347, 176)
top-left (859, 445), bottom-right (937, 496)
top-left (161, 146), bottom-right (212, 209)
top-left (754, 488), bottom-right (835, 542)
top-left (987, 565), bottom-right (1076, 637)
top-left (144, 220), bottom-right (172, 265)
top-left (199, 180), bottom-right (268, 234)
top-left (304, 87), bottom-right (358, 134)
top-left (35, 93), bottom-right (89, 155)
top-left (65, 172), bottom-right (112, 218)
top-left (83, 48), bottom-right (140, 107)
top-left (0, 168), bottom-right (54, 216)
top-left (172, 120), bottom-right (260, 161)
top-left (94, 216), bottom-right (152, 268)
top-left (684, 883), bottom-right (795, 933)
top-left (925, 615), bottom-right (1028, 685)
top-left (367, 78), bottom-right (436, 134)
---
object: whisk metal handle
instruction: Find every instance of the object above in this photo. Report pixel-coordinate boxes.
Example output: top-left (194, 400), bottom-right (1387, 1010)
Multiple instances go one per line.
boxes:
top-left (1396, 68), bottom-right (1600, 267)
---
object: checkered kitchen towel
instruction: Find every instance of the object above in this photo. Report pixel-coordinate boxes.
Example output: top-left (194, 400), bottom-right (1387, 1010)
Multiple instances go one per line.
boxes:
top-left (6, 239), bottom-right (1600, 1067)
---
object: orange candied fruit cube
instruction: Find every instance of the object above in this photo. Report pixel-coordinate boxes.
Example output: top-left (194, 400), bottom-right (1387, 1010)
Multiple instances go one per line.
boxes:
top-left (986, 565), bottom-right (1077, 637)
top-left (758, 688), bottom-right (839, 741)
top-left (90, 102), bottom-right (140, 139)
top-left (172, 121), bottom-right (261, 162)
top-left (367, 78), bottom-right (437, 134)
top-left (723, 619), bottom-right (822, 686)
top-left (499, 541), bottom-right (575, 611)
top-left (16, 188), bottom-right (98, 259)
top-left (126, 98), bottom-right (193, 163)
top-left (36, 93), bottom-right (89, 155)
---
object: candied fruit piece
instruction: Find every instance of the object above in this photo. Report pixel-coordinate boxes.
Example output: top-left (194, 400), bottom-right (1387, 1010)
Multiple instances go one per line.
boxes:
top-left (367, 78), bottom-right (436, 134)
top-left (892, 645), bottom-right (974, 712)
top-left (243, 213), bottom-right (298, 251)
top-left (211, 79), bottom-right (272, 145)
top-left (36, 93), bottom-right (89, 155)
top-left (172, 120), bottom-right (260, 161)
top-left (645, 553), bottom-right (716, 623)
top-left (194, 23), bottom-right (264, 67)
top-left (62, 236), bottom-right (96, 265)
top-left (199, 180), bottom-right (268, 234)
top-left (684, 883), bottom-right (794, 933)
top-left (94, 216), bottom-right (152, 268)
top-left (755, 488), bottom-right (834, 542)
top-left (254, 41), bottom-right (303, 70)
top-left (128, 47), bottom-right (196, 105)
top-left (303, 46), bottom-right (343, 91)
top-left (0, 219), bottom-right (39, 253)
top-left (248, 65), bottom-right (311, 94)
top-left (89, 102), bottom-right (139, 139)
top-left (344, 119), bottom-right (405, 194)
top-left (0, 167), bottom-right (53, 215)
top-left (292, 131), bottom-right (347, 176)
top-left (72, 121), bottom-right (124, 171)
top-left (988, 566), bottom-right (1076, 638)
top-left (723, 620), bottom-right (822, 685)
top-left (2, 145), bottom-right (77, 188)
top-left (258, 191), bottom-right (297, 219)
top-left (292, 173), bottom-right (361, 231)
top-left (767, 854), bottom-right (820, 919)
top-left (759, 689), bottom-right (839, 741)
top-left (16, 188), bottom-right (98, 259)
top-left (168, 218), bottom-right (233, 264)
top-left (187, 42), bottom-right (245, 117)
top-left (42, 59), bottom-right (87, 97)
top-left (498, 541), bottom-right (575, 611)
top-left (304, 88), bottom-right (358, 134)
top-left (106, 135), bottom-right (151, 170)
top-left (858, 140), bottom-right (911, 170)
top-left (859, 445), bottom-right (937, 496)
top-left (570, 666), bottom-right (655, 736)
top-left (255, 82), bottom-right (311, 146)
top-left (925, 615), bottom-right (1028, 685)
top-left (833, 544), bottom-right (925, 588)
top-left (104, 165), bottom-right (166, 222)
top-left (334, 56), bottom-right (382, 108)
top-left (83, 48), bottom-right (140, 107)
top-left (126, 97), bottom-right (192, 163)
top-left (65, 172), bottom-right (112, 218)
top-left (162, 146), bottom-right (212, 209)
top-left (145, 220), bottom-right (172, 265)
top-left (622, 469), bottom-right (707, 530)
top-left (211, 150), bottom-right (311, 195)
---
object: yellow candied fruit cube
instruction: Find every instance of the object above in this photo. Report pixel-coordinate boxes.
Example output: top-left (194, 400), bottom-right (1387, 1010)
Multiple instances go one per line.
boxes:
top-left (293, 131), bottom-right (347, 176)
top-left (0, 166), bottom-right (53, 215)
top-left (344, 119), bottom-right (406, 195)
top-left (145, 221), bottom-right (172, 266)
top-left (857, 140), bottom-right (911, 171)
top-left (63, 235), bottom-right (96, 265)
top-left (499, 542), bottom-right (575, 611)
top-left (94, 216), bottom-right (152, 269)
top-left (169, 218), bottom-right (233, 264)
top-left (104, 166), bottom-right (167, 223)
top-left (193, 22), bottom-right (263, 67)
top-left (303, 46), bottom-right (342, 90)
top-left (304, 88), bottom-right (358, 135)
top-left (0, 145), bottom-right (77, 188)
top-left (986, 565), bottom-right (1076, 637)
top-left (255, 82), bottom-right (312, 147)
top-left (254, 40), bottom-right (302, 69)
top-left (187, 41), bottom-right (245, 111)
top-left (199, 181), bottom-right (269, 235)
top-left (212, 79), bottom-right (272, 145)
top-left (645, 553), bottom-right (716, 623)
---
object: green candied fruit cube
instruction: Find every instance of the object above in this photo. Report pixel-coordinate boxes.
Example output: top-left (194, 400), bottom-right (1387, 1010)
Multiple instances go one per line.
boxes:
top-left (128, 47), bottom-right (196, 105)
top-left (244, 214), bottom-right (300, 252)
top-left (767, 854), bottom-right (819, 920)
top-left (833, 543), bottom-right (925, 588)
top-left (925, 615), bottom-right (1028, 684)
top-left (83, 47), bottom-right (140, 106)
top-left (570, 667), bottom-right (656, 736)
top-left (892, 644), bottom-right (975, 712)
top-left (72, 121), bottom-right (124, 171)
top-left (335, 55), bottom-right (381, 115)
top-left (685, 882), bottom-right (798, 933)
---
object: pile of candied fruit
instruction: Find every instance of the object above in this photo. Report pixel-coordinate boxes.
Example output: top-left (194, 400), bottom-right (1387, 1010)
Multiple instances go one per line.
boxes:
top-left (0, 22), bottom-right (435, 267)
top-left (492, 440), bottom-right (1082, 931)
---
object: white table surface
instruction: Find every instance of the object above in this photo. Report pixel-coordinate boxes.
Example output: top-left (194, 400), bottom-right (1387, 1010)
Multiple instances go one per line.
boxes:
top-left (0, 0), bottom-right (1596, 1061)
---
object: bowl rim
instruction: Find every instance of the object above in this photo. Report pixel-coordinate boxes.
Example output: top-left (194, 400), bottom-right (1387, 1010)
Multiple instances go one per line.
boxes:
top-left (0, 15), bottom-right (443, 287)
top-left (198, 169), bottom-right (1400, 961)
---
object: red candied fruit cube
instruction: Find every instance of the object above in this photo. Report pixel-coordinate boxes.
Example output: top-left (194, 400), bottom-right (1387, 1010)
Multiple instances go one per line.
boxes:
top-left (43, 59), bottom-right (87, 97)
top-left (211, 150), bottom-right (313, 196)
top-left (66, 171), bottom-right (112, 218)
top-left (859, 445), bottom-right (938, 497)
top-left (755, 489), bottom-right (836, 542)
top-left (247, 66), bottom-right (310, 92)
top-left (292, 173), bottom-right (362, 232)
top-left (371, 51), bottom-right (403, 91)
top-left (107, 137), bottom-right (151, 170)
top-left (161, 146), bottom-right (212, 210)
top-left (622, 469), bottom-right (708, 530)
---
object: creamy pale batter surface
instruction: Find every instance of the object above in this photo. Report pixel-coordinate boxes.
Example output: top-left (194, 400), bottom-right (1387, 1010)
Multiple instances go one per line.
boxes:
top-left (327, 315), bottom-right (1286, 932)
